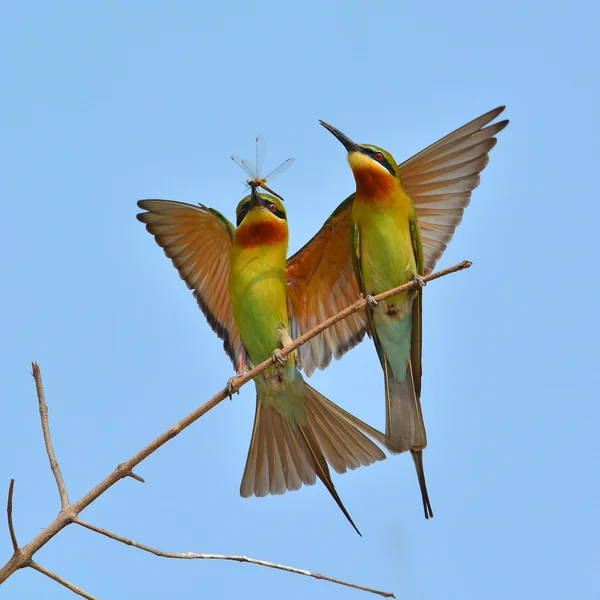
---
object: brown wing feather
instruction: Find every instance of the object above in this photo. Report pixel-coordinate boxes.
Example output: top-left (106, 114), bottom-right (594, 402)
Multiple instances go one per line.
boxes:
top-left (286, 197), bottom-right (368, 376)
top-left (137, 199), bottom-right (243, 367)
top-left (399, 106), bottom-right (509, 274)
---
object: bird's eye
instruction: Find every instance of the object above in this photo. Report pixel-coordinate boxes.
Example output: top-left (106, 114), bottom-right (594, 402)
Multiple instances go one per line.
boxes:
top-left (269, 202), bottom-right (277, 213)
top-left (374, 151), bottom-right (384, 162)
top-left (236, 205), bottom-right (250, 226)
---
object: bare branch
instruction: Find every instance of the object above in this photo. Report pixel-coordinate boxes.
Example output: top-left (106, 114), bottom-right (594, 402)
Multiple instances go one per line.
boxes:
top-left (0, 261), bottom-right (470, 587)
top-left (31, 362), bottom-right (70, 509)
top-left (75, 520), bottom-right (395, 598)
top-left (6, 479), bottom-right (19, 552)
top-left (30, 561), bottom-right (97, 600)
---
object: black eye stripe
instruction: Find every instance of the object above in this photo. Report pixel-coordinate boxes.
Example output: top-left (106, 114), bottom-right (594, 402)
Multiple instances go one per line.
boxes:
top-left (236, 202), bottom-right (250, 226)
top-left (236, 200), bottom-right (286, 225)
top-left (361, 147), bottom-right (395, 177)
top-left (272, 207), bottom-right (286, 220)
top-left (266, 200), bottom-right (286, 220)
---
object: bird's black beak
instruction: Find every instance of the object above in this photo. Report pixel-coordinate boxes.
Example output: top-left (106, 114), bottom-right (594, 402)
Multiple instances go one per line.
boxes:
top-left (249, 186), bottom-right (264, 209)
top-left (319, 120), bottom-right (360, 153)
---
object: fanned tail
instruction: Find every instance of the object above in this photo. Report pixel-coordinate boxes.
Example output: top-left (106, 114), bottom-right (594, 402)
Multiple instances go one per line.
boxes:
top-left (240, 379), bottom-right (390, 535)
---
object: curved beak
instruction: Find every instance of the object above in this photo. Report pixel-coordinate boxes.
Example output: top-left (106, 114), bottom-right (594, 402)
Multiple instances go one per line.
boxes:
top-left (319, 120), bottom-right (360, 153)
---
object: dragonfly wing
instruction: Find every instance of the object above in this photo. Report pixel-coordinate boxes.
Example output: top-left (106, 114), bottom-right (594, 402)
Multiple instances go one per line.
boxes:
top-left (231, 154), bottom-right (256, 179)
top-left (255, 134), bottom-right (266, 180)
top-left (264, 157), bottom-right (295, 183)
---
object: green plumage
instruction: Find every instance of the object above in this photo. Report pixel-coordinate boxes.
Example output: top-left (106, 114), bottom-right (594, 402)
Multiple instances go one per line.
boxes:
top-left (318, 108), bottom-right (509, 520)
top-left (345, 147), bottom-right (432, 519)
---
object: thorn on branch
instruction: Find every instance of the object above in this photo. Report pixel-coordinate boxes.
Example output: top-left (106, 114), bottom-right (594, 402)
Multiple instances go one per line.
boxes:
top-left (127, 472), bottom-right (145, 484)
top-left (7, 479), bottom-right (19, 552)
top-left (116, 464), bottom-right (145, 483)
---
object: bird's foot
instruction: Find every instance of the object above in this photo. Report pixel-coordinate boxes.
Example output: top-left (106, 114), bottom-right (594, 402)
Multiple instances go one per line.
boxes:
top-left (413, 274), bottom-right (427, 290)
top-left (365, 294), bottom-right (378, 308)
top-left (226, 376), bottom-right (240, 400)
top-left (272, 349), bottom-right (288, 365)
top-left (227, 346), bottom-right (248, 398)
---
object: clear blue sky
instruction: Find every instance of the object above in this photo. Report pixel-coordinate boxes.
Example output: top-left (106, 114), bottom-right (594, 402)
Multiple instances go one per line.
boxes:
top-left (1, 1), bottom-right (598, 599)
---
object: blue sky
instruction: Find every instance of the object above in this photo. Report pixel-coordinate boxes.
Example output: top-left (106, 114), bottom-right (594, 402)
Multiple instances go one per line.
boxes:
top-left (1, 1), bottom-right (598, 598)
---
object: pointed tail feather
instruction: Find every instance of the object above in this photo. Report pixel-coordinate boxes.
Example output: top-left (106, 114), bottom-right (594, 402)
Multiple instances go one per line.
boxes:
top-left (299, 424), bottom-right (362, 535)
top-left (411, 450), bottom-right (433, 519)
top-left (240, 381), bottom-right (388, 534)
top-left (384, 359), bottom-right (434, 519)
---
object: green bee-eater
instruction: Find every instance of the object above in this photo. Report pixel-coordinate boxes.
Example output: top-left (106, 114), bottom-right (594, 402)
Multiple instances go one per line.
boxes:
top-left (299, 107), bottom-right (508, 518)
top-left (137, 188), bottom-right (394, 534)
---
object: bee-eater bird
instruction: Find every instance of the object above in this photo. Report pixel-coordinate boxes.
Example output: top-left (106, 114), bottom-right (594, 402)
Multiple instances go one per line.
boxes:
top-left (297, 107), bottom-right (508, 518)
top-left (137, 188), bottom-right (395, 535)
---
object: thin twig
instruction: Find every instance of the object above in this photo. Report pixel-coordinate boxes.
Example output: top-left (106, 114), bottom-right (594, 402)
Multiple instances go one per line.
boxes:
top-left (30, 561), bottom-right (97, 600)
top-left (75, 520), bottom-right (395, 598)
top-left (0, 260), bottom-right (470, 587)
top-left (6, 480), bottom-right (19, 552)
top-left (32, 362), bottom-right (70, 509)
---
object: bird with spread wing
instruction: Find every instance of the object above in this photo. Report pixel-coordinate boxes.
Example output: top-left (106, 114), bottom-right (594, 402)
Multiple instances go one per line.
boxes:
top-left (137, 168), bottom-right (395, 535)
top-left (296, 107), bottom-right (508, 518)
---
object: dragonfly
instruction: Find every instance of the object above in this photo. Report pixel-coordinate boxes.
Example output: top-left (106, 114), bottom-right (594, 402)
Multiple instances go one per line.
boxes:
top-left (231, 134), bottom-right (295, 201)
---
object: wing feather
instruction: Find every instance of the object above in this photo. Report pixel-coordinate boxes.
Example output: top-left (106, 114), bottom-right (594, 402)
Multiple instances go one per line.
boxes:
top-left (286, 197), bottom-right (369, 376)
top-left (137, 199), bottom-right (243, 367)
top-left (399, 106), bottom-right (509, 274)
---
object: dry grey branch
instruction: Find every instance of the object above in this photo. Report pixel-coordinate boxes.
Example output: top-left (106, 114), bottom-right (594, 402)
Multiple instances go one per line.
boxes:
top-left (0, 260), bottom-right (471, 595)
top-left (30, 561), bottom-right (97, 600)
top-left (76, 520), bottom-right (395, 598)
top-left (6, 479), bottom-right (18, 552)
top-left (32, 362), bottom-right (70, 509)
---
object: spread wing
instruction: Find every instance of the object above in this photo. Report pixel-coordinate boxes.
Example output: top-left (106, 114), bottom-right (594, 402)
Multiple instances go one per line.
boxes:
top-left (137, 199), bottom-right (243, 368)
top-left (399, 106), bottom-right (509, 274)
top-left (287, 107), bottom-right (508, 374)
top-left (286, 197), bottom-right (369, 377)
